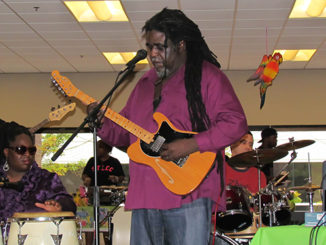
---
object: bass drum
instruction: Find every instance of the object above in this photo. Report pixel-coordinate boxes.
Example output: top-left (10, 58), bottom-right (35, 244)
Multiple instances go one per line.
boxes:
top-left (112, 206), bottom-right (132, 245)
top-left (225, 212), bottom-right (261, 242)
top-left (216, 185), bottom-right (252, 232)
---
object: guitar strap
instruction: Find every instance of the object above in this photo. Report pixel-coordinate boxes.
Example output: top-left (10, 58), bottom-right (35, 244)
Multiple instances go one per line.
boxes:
top-left (153, 78), bottom-right (163, 111)
top-left (216, 150), bottom-right (224, 197)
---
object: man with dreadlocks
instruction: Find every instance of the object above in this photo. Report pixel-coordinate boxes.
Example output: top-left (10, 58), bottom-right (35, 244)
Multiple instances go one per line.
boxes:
top-left (89, 8), bottom-right (247, 245)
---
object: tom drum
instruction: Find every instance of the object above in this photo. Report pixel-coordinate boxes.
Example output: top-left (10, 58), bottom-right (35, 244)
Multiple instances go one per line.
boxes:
top-left (216, 185), bottom-right (252, 232)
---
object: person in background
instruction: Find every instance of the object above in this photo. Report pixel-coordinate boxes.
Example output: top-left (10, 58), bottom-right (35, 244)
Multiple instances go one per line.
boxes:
top-left (258, 127), bottom-right (278, 182)
top-left (212, 132), bottom-right (267, 245)
top-left (82, 140), bottom-right (125, 187)
top-left (88, 8), bottom-right (247, 245)
top-left (0, 123), bottom-right (76, 224)
top-left (226, 131), bottom-right (267, 193)
top-left (81, 140), bottom-right (125, 245)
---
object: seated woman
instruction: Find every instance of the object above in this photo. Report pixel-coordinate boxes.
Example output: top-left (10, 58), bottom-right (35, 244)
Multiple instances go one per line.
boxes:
top-left (0, 122), bottom-right (76, 223)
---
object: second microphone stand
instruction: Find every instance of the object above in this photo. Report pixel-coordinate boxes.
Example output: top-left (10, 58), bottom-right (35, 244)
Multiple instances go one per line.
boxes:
top-left (51, 66), bottom-right (136, 245)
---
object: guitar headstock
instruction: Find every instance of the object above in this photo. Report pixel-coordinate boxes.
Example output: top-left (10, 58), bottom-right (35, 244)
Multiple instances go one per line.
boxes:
top-left (48, 103), bottom-right (76, 121)
top-left (51, 70), bottom-right (78, 97)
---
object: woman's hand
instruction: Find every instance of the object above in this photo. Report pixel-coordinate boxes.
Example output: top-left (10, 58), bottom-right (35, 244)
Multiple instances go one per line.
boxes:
top-left (35, 200), bottom-right (62, 212)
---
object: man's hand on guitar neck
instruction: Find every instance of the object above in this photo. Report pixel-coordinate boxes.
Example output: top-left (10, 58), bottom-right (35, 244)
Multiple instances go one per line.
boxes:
top-left (160, 138), bottom-right (198, 162)
top-left (87, 102), bottom-right (105, 128)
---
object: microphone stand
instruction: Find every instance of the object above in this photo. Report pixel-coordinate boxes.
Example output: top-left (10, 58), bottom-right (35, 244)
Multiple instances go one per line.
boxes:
top-left (51, 65), bottom-right (136, 245)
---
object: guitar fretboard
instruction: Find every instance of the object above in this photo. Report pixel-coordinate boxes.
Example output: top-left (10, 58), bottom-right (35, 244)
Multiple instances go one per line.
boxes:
top-left (74, 89), bottom-right (154, 144)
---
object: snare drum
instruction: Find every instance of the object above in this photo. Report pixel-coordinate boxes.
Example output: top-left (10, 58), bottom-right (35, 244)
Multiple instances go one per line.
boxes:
top-left (111, 206), bottom-right (131, 245)
top-left (7, 212), bottom-right (80, 245)
top-left (216, 185), bottom-right (252, 232)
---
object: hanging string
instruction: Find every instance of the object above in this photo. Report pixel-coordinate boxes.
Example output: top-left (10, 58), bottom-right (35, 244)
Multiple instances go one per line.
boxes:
top-left (265, 27), bottom-right (268, 54)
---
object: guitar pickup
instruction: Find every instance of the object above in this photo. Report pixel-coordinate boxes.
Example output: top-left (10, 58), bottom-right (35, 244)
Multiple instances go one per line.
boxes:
top-left (150, 135), bottom-right (165, 152)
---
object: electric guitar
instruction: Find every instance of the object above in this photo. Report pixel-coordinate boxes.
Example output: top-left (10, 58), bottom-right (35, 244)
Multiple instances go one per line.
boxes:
top-left (29, 103), bottom-right (76, 134)
top-left (51, 70), bottom-right (216, 195)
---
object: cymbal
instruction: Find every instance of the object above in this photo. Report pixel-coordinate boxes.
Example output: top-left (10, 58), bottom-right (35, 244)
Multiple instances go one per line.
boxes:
top-left (289, 183), bottom-right (321, 191)
top-left (276, 140), bottom-right (315, 151)
top-left (228, 148), bottom-right (288, 168)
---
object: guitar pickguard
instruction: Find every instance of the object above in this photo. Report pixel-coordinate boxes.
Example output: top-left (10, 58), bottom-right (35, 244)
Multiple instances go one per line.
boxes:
top-left (140, 121), bottom-right (193, 167)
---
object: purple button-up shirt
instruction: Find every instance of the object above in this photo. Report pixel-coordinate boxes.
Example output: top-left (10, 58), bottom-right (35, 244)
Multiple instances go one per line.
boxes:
top-left (98, 61), bottom-right (247, 210)
top-left (0, 162), bottom-right (76, 222)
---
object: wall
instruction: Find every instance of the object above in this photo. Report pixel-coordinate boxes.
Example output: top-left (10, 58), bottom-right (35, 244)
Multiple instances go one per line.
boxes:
top-left (1, 69), bottom-right (325, 127)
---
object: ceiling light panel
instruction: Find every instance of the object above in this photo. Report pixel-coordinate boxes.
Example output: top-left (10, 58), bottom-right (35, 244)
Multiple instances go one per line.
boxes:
top-left (290, 0), bottom-right (326, 18)
top-left (64, 1), bottom-right (128, 22)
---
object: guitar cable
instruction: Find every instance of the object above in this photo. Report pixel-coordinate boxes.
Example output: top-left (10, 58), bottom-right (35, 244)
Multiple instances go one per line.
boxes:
top-left (309, 212), bottom-right (326, 245)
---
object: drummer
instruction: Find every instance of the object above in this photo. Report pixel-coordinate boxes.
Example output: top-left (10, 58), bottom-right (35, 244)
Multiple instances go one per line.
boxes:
top-left (225, 131), bottom-right (267, 193)
top-left (0, 123), bottom-right (76, 223)
top-left (257, 127), bottom-right (278, 182)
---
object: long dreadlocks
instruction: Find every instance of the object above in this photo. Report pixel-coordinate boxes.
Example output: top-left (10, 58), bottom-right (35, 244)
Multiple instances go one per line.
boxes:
top-left (142, 8), bottom-right (221, 133)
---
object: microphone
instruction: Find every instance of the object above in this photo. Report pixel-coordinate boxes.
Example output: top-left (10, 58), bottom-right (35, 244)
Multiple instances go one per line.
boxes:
top-left (0, 181), bottom-right (24, 192)
top-left (124, 49), bottom-right (147, 69)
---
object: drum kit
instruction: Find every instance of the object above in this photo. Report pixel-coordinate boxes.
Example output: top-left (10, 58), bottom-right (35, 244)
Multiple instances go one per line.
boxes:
top-left (213, 138), bottom-right (318, 245)
top-left (0, 185), bottom-right (129, 245)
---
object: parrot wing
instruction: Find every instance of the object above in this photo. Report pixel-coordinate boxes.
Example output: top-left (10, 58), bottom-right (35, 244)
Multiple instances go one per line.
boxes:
top-left (247, 54), bottom-right (271, 82)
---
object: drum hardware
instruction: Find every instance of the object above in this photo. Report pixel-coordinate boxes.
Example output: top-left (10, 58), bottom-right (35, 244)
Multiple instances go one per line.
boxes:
top-left (97, 188), bottom-right (127, 244)
top-left (86, 186), bottom-right (128, 206)
top-left (272, 171), bottom-right (290, 187)
top-left (211, 231), bottom-right (240, 245)
top-left (256, 139), bottom-right (300, 226)
top-left (288, 169), bottom-right (320, 213)
top-left (228, 148), bottom-right (288, 228)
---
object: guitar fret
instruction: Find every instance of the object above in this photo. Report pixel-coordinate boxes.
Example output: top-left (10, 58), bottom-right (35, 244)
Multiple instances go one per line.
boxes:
top-left (52, 70), bottom-right (154, 144)
top-left (104, 108), bottom-right (154, 144)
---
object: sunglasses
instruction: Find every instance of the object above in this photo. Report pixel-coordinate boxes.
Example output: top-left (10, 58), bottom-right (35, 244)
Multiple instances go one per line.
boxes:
top-left (8, 146), bottom-right (37, 155)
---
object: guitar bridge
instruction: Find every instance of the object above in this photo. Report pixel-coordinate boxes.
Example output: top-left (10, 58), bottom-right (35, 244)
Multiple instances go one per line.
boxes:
top-left (174, 156), bottom-right (188, 167)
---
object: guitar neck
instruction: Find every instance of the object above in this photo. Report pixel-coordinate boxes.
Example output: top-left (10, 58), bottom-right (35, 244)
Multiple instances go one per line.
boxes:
top-left (74, 89), bottom-right (154, 144)
top-left (29, 119), bottom-right (49, 134)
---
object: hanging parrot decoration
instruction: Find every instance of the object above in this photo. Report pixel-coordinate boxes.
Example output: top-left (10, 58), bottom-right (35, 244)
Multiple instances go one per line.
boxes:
top-left (247, 52), bottom-right (283, 109)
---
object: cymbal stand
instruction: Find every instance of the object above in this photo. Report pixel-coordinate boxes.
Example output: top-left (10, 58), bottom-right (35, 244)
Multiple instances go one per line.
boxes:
top-left (268, 184), bottom-right (277, 226)
top-left (307, 153), bottom-right (314, 213)
top-left (272, 149), bottom-right (297, 185)
top-left (257, 147), bottom-right (296, 227)
top-left (255, 149), bottom-right (263, 228)
top-left (99, 192), bottom-right (125, 245)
